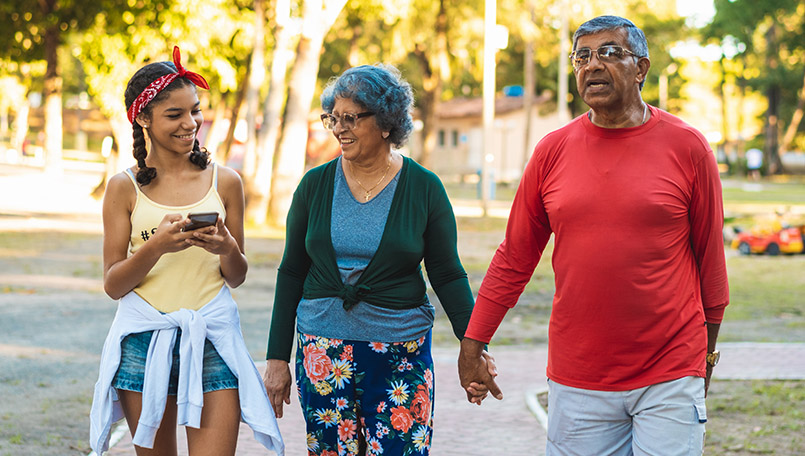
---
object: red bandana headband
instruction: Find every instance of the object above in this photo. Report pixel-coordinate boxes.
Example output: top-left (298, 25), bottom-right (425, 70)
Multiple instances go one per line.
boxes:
top-left (127, 46), bottom-right (210, 124)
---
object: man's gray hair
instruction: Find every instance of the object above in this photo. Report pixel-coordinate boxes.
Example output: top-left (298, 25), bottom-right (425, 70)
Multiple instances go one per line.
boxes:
top-left (572, 16), bottom-right (649, 89)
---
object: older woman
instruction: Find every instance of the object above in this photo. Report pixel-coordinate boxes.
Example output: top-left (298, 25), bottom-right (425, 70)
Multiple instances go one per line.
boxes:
top-left (263, 64), bottom-right (489, 455)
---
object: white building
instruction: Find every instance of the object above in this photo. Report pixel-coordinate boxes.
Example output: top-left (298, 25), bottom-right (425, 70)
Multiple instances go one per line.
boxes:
top-left (411, 92), bottom-right (563, 183)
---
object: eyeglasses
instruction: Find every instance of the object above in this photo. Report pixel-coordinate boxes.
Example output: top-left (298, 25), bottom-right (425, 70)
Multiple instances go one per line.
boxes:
top-left (569, 45), bottom-right (639, 70)
top-left (321, 111), bottom-right (375, 130)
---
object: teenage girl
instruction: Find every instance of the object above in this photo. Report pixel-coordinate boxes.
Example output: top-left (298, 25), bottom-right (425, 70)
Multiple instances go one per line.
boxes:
top-left (89, 47), bottom-right (283, 456)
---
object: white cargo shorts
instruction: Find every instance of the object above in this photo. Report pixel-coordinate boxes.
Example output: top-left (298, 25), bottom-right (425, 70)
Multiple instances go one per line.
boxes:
top-left (546, 376), bottom-right (707, 456)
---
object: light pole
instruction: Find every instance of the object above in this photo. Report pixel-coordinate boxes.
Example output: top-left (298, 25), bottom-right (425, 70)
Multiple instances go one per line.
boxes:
top-left (557, 0), bottom-right (570, 123)
top-left (481, 0), bottom-right (508, 216)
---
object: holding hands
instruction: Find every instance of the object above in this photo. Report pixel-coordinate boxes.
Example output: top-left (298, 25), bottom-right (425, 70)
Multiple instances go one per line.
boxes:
top-left (458, 337), bottom-right (503, 405)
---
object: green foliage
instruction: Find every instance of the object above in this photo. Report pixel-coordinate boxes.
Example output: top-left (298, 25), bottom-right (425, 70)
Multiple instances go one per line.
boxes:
top-left (705, 0), bottom-right (801, 52)
top-left (703, 0), bottom-right (805, 151)
top-left (319, 0), bottom-right (687, 118)
top-left (320, 0), bottom-right (487, 105)
top-left (0, 0), bottom-right (106, 61)
top-left (73, 0), bottom-right (253, 133)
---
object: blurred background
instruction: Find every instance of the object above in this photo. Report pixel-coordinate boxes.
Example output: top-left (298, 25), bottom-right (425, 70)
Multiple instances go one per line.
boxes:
top-left (2, 0), bottom-right (805, 227)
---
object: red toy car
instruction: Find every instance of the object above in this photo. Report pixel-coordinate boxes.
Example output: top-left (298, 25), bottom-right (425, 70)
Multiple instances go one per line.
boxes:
top-left (731, 226), bottom-right (804, 255)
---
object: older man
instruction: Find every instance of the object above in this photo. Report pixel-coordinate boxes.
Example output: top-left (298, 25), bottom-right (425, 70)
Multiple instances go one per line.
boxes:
top-left (459, 15), bottom-right (729, 455)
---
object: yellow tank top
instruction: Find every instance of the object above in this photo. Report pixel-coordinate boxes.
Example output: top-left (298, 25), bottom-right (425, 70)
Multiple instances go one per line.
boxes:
top-left (126, 164), bottom-right (226, 312)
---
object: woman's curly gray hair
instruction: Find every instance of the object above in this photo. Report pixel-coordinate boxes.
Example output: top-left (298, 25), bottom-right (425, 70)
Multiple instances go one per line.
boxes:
top-left (321, 64), bottom-right (415, 149)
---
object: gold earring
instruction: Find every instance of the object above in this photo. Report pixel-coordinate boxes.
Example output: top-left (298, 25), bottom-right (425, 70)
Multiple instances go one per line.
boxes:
top-left (382, 132), bottom-right (389, 139)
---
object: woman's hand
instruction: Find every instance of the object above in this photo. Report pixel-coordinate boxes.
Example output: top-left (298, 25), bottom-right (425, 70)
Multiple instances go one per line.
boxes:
top-left (263, 359), bottom-right (292, 418)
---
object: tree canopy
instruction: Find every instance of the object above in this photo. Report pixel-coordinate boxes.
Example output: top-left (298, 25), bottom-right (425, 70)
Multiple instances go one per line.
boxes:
top-left (2, 0), bottom-right (805, 227)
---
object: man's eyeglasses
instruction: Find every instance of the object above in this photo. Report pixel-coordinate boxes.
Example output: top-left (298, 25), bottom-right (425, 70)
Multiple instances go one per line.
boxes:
top-left (321, 112), bottom-right (375, 130)
top-left (569, 45), bottom-right (639, 70)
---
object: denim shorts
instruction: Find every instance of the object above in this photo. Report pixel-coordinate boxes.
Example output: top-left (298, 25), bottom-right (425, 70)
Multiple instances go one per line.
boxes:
top-left (112, 330), bottom-right (238, 395)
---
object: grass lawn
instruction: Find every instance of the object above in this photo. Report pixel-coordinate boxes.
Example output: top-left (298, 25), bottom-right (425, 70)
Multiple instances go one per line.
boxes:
top-left (705, 380), bottom-right (805, 455)
top-left (721, 254), bottom-right (805, 342)
top-left (722, 178), bottom-right (805, 206)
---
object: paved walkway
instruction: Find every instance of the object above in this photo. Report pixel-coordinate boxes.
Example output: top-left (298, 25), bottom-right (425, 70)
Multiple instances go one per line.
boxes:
top-left (101, 342), bottom-right (805, 455)
top-left (103, 346), bottom-right (550, 455)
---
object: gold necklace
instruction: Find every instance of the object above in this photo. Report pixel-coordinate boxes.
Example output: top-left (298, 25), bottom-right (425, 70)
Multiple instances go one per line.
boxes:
top-left (352, 159), bottom-right (391, 202)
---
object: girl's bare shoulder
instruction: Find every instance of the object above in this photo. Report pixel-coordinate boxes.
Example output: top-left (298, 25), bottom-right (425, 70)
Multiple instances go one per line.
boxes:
top-left (216, 164), bottom-right (244, 194)
top-left (106, 170), bottom-right (137, 194)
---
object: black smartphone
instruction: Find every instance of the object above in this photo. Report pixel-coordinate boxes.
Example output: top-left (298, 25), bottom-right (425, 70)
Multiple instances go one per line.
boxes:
top-left (182, 212), bottom-right (219, 232)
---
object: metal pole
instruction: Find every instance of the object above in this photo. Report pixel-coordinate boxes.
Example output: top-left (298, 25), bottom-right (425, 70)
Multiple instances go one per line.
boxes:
top-left (481, 0), bottom-right (496, 217)
top-left (557, 0), bottom-right (570, 123)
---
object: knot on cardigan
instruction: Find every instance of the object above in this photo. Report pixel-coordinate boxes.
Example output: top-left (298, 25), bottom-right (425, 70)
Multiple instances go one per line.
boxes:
top-left (338, 284), bottom-right (371, 310)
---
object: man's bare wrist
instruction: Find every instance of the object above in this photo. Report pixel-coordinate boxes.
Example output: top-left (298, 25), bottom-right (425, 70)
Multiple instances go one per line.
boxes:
top-left (460, 337), bottom-right (486, 356)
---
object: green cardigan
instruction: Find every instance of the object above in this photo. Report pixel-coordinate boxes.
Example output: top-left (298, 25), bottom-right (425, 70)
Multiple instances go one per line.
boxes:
top-left (266, 156), bottom-right (475, 361)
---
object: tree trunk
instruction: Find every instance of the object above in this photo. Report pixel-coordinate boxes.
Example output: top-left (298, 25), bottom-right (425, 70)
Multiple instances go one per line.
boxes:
top-left (419, 82), bottom-right (438, 170)
top-left (763, 24), bottom-right (784, 174)
top-left (242, 0), bottom-right (267, 221)
top-left (242, 0), bottom-right (266, 195)
top-left (248, 0), bottom-right (293, 226)
top-left (347, 23), bottom-right (362, 67)
top-left (267, 36), bottom-right (319, 227)
top-left (91, 112), bottom-right (134, 199)
top-left (267, 0), bottom-right (347, 227)
top-left (219, 63), bottom-right (251, 164)
top-left (736, 55), bottom-right (747, 160)
top-left (43, 10), bottom-right (63, 172)
top-left (764, 85), bottom-right (783, 174)
top-left (91, 135), bottom-right (117, 198)
top-left (781, 67), bottom-right (805, 153)
top-left (414, 0), bottom-right (448, 170)
top-left (0, 104), bottom-right (8, 138)
top-left (204, 98), bottom-right (230, 161)
top-left (718, 54), bottom-right (730, 169)
top-left (12, 98), bottom-right (30, 155)
top-left (109, 112), bottom-right (134, 172)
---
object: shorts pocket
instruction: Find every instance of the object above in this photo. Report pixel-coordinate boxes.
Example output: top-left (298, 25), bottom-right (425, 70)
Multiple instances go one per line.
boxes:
top-left (694, 398), bottom-right (707, 424)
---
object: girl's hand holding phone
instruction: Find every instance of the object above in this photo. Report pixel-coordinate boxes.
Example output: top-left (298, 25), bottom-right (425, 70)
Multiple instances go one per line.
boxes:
top-left (150, 214), bottom-right (196, 254)
top-left (186, 216), bottom-right (237, 256)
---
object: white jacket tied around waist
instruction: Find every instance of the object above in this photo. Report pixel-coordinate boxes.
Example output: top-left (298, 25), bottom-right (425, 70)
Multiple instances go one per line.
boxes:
top-left (89, 286), bottom-right (284, 454)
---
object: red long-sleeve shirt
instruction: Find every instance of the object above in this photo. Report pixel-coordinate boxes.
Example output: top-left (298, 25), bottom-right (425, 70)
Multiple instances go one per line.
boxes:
top-left (465, 106), bottom-right (729, 391)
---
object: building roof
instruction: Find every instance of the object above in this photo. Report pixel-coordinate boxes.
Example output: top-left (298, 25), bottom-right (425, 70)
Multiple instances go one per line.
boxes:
top-left (435, 92), bottom-right (553, 119)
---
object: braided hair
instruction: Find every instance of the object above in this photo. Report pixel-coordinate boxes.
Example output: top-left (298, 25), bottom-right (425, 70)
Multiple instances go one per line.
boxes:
top-left (124, 62), bottom-right (209, 186)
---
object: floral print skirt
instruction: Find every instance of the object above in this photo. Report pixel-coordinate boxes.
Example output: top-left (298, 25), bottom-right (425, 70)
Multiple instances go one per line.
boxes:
top-left (295, 331), bottom-right (434, 456)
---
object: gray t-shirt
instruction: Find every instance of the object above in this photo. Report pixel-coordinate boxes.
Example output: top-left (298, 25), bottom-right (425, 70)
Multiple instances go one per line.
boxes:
top-left (296, 157), bottom-right (435, 343)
